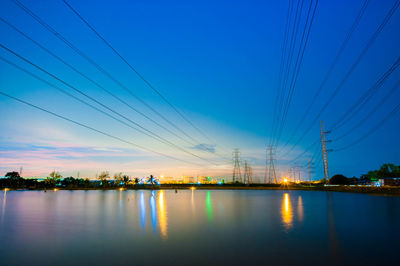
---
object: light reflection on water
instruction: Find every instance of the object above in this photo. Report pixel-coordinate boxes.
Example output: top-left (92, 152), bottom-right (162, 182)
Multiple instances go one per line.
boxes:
top-left (158, 190), bottom-right (167, 239)
top-left (0, 189), bottom-right (399, 265)
top-left (281, 193), bottom-right (293, 229)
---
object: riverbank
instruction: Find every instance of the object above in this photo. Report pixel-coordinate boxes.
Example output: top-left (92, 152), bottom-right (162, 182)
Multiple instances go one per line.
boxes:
top-left (3, 184), bottom-right (400, 196)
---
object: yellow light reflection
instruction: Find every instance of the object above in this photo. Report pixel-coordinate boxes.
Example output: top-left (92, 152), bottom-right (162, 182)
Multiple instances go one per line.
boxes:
top-left (297, 196), bottom-right (304, 222)
top-left (1, 189), bottom-right (7, 223)
top-left (158, 190), bottom-right (167, 240)
top-left (281, 193), bottom-right (293, 229)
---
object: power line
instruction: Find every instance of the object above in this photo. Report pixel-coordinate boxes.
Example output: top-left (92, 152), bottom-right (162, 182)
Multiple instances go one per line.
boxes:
top-left (334, 101), bottom-right (400, 151)
top-left (0, 90), bottom-right (205, 167)
top-left (334, 79), bottom-right (400, 141)
top-left (270, 0), bottom-right (298, 147)
top-left (0, 16), bottom-right (200, 149)
top-left (270, 0), bottom-right (294, 147)
top-left (280, 0), bottom-right (370, 150)
top-left (62, 0), bottom-right (220, 146)
top-left (12, 0), bottom-right (218, 153)
top-left (281, 0), bottom-right (399, 156)
top-left (0, 43), bottom-right (221, 165)
top-left (271, 0), bottom-right (304, 147)
top-left (274, 0), bottom-right (319, 147)
top-left (330, 56), bottom-right (400, 131)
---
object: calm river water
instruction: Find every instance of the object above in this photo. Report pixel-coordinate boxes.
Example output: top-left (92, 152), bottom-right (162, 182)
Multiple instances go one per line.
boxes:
top-left (0, 189), bottom-right (399, 265)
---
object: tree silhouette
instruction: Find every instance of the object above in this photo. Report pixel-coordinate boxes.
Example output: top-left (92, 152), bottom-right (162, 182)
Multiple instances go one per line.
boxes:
top-left (45, 171), bottom-right (62, 188)
top-left (114, 172), bottom-right (123, 187)
top-left (98, 171), bottom-right (110, 187)
top-left (147, 175), bottom-right (157, 186)
top-left (122, 175), bottom-right (130, 187)
top-left (5, 171), bottom-right (20, 179)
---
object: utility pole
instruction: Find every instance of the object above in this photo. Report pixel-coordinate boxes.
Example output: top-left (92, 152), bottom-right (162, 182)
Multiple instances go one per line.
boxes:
top-left (308, 158), bottom-right (311, 183)
top-left (320, 121), bottom-right (331, 183)
top-left (267, 146), bottom-right (277, 184)
top-left (232, 149), bottom-right (242, 183)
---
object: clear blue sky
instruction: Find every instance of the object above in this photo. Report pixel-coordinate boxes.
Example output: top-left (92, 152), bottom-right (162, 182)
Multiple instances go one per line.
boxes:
top-left (0, 0), bottom-right (399, 180)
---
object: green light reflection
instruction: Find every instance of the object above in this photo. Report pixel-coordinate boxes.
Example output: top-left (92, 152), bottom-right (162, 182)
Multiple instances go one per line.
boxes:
top-left (206, 191), bottom-right (213, 223)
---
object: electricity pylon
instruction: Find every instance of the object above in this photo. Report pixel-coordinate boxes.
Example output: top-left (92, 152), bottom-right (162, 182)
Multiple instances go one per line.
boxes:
top-left (264, 148), bottom-right (268, 183)
top-left (267, 146), bottom-right (277, 184)
top-left (320, 121), bottom-right (331, 183)
top-left (243, 160), bottom-right (253, 184)
top-left (232, 149), bottom-right (242, 183)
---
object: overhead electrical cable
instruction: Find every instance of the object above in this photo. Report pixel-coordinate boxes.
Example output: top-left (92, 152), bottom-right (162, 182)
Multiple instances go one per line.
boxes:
top-left (12, 0), bottom-right (219, 154)
top-left (334, 101), bottom-right (400, 151)
top-left (271, 0), bottom-right (304, 147)
top-left (62, 0), bottom-right (221, 147)
top-left (274, 0), bottom-right (319, 147)
top-left (330, 56), bottom-right (400, 131)
top-left (0, 43), bottom-right (222, 165)
top-left (269, 0), bottom-right (294, 147)
top-left (280, 0), bottom-right (370, 150)
top-left (0, 16), bottom-right (199, 149)
top-left (0, 90), bottom-right (205, 167)
top-left (280, 0), bottom-right (400, 156)
top-left (333, 79), bottom-right (400, 141)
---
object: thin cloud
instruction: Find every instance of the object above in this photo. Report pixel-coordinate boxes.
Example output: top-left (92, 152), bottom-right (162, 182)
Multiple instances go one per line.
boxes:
top-left (190, 144), bottom-right (216, 153)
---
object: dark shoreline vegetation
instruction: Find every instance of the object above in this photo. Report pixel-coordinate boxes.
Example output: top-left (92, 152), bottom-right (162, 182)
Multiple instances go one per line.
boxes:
top-left (1, 163), bottom-right (399, 196)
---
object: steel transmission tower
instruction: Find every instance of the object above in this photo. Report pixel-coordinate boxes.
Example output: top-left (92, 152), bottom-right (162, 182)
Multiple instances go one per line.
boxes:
top-left (295, 166), bottom-right (301, 182)
top-left (267, 146), bottom-right (277, 184)
top-left (264, 148), bottom-right (268, 183)
top-left (320, 121), bottom-right (331, 182)
top-left (243, 160), bottom-right (253, 184)
top-left (232, 149), bottom-right (242, 183)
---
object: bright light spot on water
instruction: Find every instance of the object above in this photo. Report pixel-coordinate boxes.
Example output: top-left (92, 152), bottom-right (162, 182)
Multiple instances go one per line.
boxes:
top-left (282, 193), bottom-right (293, 229)
top-left (158, 190), bottom-right (167, 240)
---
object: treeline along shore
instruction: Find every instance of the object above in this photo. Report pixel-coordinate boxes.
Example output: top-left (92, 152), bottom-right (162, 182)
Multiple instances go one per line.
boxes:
top-left (1, 163), bottom-right (400, 196)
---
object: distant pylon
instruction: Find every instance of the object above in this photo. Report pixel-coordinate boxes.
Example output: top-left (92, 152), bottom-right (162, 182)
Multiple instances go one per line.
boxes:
top-left (296, 166), bottom-right (301, 182)
top-left (267, 146), bottom-right (277, 184)
top-left (19, 166), bottom-right (23, 177)
top-left (243, 160), bottom-right (253, 184)
top-left (320, 121), bottom-right (330, 182)
top-left (264, 148), bottom-right (268, 183)
top-left (308, 158), bottom-right (311, 183)
top-left (232, 149), bottom-right (242, 183)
